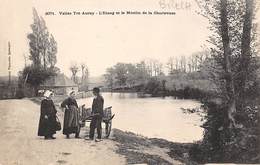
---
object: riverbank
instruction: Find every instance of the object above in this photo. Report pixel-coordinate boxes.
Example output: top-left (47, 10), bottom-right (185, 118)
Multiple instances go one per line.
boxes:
top-left (112, 128), bottom-right (198, 165)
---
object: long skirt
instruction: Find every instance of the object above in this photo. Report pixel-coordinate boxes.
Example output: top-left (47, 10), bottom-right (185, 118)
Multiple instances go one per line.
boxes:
top-left (38, 115), bottom-right (56, 137)
top-left (63, 105), bottom-right (80, 135)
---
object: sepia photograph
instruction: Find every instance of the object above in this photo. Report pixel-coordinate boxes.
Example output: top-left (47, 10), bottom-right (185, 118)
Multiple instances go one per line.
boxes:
top-left (0, 0), bottom-right (260, 164)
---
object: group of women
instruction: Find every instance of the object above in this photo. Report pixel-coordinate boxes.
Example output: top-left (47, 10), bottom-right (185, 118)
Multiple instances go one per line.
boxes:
top-left (37, 90), bottom-right (81, 140)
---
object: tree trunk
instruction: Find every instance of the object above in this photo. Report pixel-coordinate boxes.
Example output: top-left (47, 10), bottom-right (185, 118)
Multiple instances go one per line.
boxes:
top-left (220, 0), bottom-right (237, 127)
top-left (239, 0), bottom-right (253, 105)
top-left (43, 48), bottom-right (46, 69)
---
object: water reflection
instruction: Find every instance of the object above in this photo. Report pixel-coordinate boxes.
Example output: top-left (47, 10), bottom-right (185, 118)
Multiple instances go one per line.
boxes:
top-left (78, 92), bottom-right (204, 143)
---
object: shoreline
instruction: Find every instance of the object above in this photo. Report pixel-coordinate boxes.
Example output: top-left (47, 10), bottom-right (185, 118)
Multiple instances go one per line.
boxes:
top-left (111, 128), bottom-right (198, 165)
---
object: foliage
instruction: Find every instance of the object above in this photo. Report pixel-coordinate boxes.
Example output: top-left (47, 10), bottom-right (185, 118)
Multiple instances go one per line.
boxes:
top-left (191, 0), bottom-right (260, 163)
top-left (104, 62), bottom-right (150, 88)
top-left (20, 65), bottom-right (56, 95)
top-left (166, 51), bottom-right (210, 74)
top-left (27, 8), bottom-right (57, 68)
top-left (19, 8), bottom-right (59, 96)
top-left (144, 78), bottom-right (161, 96)
top-left (104, 67), bottom-right (116, 89)
top-left (114, 63), bottom-right (128, 86)
top-left (190, 99), bottom-right (260, 163)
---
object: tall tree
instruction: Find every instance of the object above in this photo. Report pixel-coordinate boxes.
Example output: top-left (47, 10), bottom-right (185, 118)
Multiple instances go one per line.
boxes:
top-left (167, 57), bottom-right (175, 75)
top-left (175, 57), bottom-right (179, 71)
top-left (195, 0), bottom-right (259, 162)
top-left (27, 8), bottom-right (42, 67)
top-left (21, 8), bottom-right (58, 96)
top-left (180, 56), bottom-right (187, 72)
top-left (219, 0), bottom-right (237, 127)
top-left (27, 8), bottom-right (57, 69)
top-left (238, 0), bottom-right (254, 103)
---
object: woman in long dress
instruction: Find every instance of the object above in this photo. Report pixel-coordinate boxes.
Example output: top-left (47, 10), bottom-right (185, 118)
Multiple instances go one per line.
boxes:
top-left (61, 91), bottom-right (81, 138)
top-left (38, 90), bottom-right (57, 139)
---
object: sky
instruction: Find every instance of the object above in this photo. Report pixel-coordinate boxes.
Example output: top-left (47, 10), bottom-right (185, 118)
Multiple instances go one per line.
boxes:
top-left (0, 0), bottom-right (259, 78)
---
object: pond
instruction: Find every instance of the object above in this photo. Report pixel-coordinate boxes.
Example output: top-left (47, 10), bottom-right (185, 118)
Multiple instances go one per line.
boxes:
top-left (78, 92), bottom-right (204, 143)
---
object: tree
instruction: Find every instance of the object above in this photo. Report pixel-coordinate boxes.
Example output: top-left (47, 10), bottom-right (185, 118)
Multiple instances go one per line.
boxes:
top-left (144, 59), bottom-right (154, 77)
top-left (136, 61), bottom-right (150, 81)
top-left (39, 16), bottom-right (49, 69)
top-left (191, 51), bottom-right (210, 72)
top-left (197, 0), bottom-right (257, 127)
top-left (104, 61), bottom-right (151, 89)
top-left (175, 57), bottom-right (179, 71)
top-left (219, 0), bottom-right (237, 127)
top-left (238, 0), bottom-right (255, 104)
top-left (48, 35), bottom-right (57, 68)
top-left (85, 66), bottom-right (89, 82)
top-left (79, 63), bottom-right (89, 90)
top-left (144, 58), bottom-right (164, 76)
top-left (167, 57), bottom-right (175, 75)
top-left (180, 56), bottom-right (187, 72)
top-left (126, 63), bottom-right (138, 86)
top-left (21, 66), bottom-right (56, 95)
top-left (104, 67), bottom-right (115, 89)
top-left (81, 63), bottom-right (86, 84)
top-left (27, 8), bottom-right (57, 69)
top-left (20, 8), bottom-right (58, 96)
top-left (114, 63), bottom-right (128, 86)
top-left (70, 63), bottom-right (79, 83)
top-left (153, 60), bottom-right (164, 76)
top-left (27, 8), bottom-right (41, 67)
top-left (194, 0), bottom-right (259, 162)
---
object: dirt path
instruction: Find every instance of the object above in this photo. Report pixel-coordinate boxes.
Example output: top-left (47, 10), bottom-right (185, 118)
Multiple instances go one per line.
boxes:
top-left (0, 99), bottom-right (126, 165)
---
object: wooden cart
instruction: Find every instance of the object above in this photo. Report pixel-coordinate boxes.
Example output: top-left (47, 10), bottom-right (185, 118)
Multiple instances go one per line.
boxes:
top-left (80, 105), bottom-right (115, 138)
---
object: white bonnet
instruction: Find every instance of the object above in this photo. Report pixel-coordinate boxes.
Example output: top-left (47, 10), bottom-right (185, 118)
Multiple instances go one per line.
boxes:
top-left (68, 90), bottom-right (76, 96)
top-left (44, 90), bottom-right (53, 98)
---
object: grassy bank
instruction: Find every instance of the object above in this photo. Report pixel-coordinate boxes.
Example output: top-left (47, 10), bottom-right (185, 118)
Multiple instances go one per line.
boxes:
top-left (111, 129), bottom-right (199, 165)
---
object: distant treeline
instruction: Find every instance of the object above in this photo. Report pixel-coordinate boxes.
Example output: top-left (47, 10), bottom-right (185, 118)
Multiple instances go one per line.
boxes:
top-left (103, 55), bottom-right (216, 100)
top-left (106, 76), bottom-right (212, 100)
top-left (103, 60), bottom-right (214, 100)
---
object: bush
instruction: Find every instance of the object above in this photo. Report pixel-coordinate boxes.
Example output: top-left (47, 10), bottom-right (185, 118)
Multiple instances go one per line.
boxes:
top-left (15, 88), bottom-right (25, 99)
top-left (144, 78), bottom-right (161, 96)
top-left (190, 99), bottom-right (260, 164)
top-left (20, 65), bottom-right (57, 96)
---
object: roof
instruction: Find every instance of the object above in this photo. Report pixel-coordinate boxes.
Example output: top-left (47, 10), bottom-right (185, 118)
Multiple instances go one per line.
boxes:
top-left (41, 73), bottom-right (77, 87)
